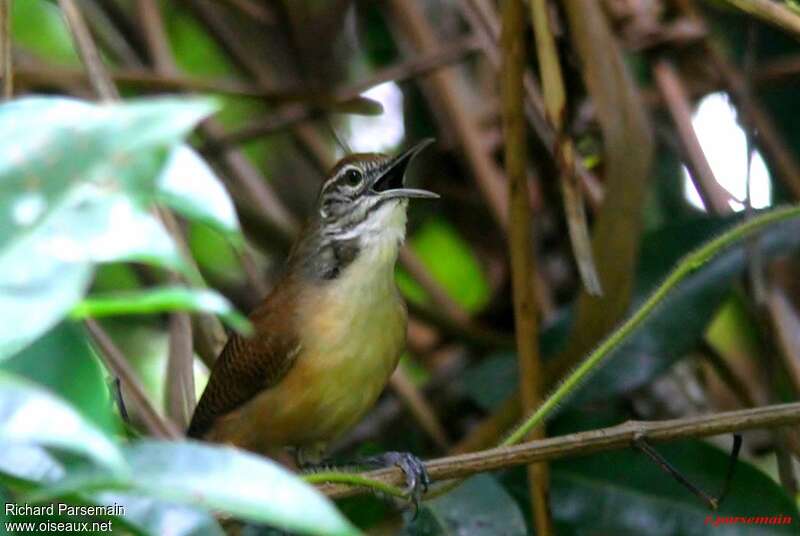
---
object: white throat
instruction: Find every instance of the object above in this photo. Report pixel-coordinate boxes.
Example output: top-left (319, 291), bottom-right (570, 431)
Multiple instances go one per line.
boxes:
top-left (338, 200), bottom-right (408, 288)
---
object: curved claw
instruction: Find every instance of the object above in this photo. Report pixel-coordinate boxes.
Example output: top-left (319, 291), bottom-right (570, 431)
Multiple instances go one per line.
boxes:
top-left (360, 451), bottom-right (430, 515)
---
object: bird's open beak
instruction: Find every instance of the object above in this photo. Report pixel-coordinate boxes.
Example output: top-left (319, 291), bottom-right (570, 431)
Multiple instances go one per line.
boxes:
top-left (371, 138), bottom-right (439, 200)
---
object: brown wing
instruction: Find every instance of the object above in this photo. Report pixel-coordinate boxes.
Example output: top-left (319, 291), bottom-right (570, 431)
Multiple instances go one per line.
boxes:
top-left (187, 283), bottom-right (300, 439)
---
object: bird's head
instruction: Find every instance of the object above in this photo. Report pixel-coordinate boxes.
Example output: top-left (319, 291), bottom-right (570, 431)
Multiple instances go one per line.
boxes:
top-left (288, 139), bottom-right (437, 281)
top-left (315, 138), bottom-right (438, 247)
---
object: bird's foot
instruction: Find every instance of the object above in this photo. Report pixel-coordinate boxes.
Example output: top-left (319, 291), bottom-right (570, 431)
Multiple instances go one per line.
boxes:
top-left (360, 451), bottom-right (430, 514)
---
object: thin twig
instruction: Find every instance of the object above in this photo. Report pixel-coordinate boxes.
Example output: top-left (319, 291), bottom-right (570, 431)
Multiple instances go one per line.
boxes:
top-left (399, 247), bottom-right (470, 324)
top-left (652, 59), bottom-right (733, 213)
top-left (165, 312), bottom-right (195, 429)
top-left (207, 36), bottom-right (480, 146)
top-left (315, 402), bottom-right (800, 498)
top-left (633, 436), bottom-right (720, 510)
top-left (531, 0), bottom-right (600, 297)
top-left (219, 0), bottom-right (275, 24)
top-left (137, 2), bottom-right (203, 433)
top-left (387, 0), bottom-right (508, 228)
top-left (676, 0), bottom-right (800, 200)
top-left (708, 44), bottom-right (800, 201)
top-left (58, 0), bottom-right (119, 101)
top-left (85, 319), bottom-right (182, 440)
top-left (699, 341), bottom-right (758, 409)
top-left (0, 0), bottom-right (11, 100)
top-left (407, 301), bottom-right (514, 350)
top-left (137, 0), bottom-right (177, 74)
top-left (459, 0), bottom-right (604, 210)
top-left (78, 0), bottom-right (143, 68)
top-left (14, 63), bottom-right (278, 97)
top-left (450, 395), bottom-right (520, 454)
top-left (389, 368), bottom-right (450, 451)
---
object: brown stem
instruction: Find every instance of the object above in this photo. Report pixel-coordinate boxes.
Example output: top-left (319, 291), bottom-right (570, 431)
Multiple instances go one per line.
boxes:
top-left (317, 402), bottom-right (800, 498)
top-left (165, 312), bottom-right (195, 429)
top-left (652, 59), bottom-right (733, 213)
top-left (503, 0), bottom-right (551, 532)
top-left (389, 368), bottom-right (451, 451)
top-left (14, 63), bottom-right (279, 97)
top-left (387, 0), bottom-right (508, 228)
top-left (459, 0), bottom-right (604, 210)
top-left (85, 319), bottom-right (182, 439)
top-left (399, 247), bottom-right (470, 324)
top-left (57, 0), bottom-right (119, 101)
top-left (208, 36), bottom-right (481, 146)
top-left (0, 0), bottom-right (11, 100)
top-left (219, 0), bottom-right (275, 24)
top-left (136, 0), bottom-right (177, 74)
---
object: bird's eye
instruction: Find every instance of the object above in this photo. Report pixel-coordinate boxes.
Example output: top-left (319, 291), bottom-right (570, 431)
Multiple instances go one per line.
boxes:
top-left (344, 169), bottom-right (363, 187)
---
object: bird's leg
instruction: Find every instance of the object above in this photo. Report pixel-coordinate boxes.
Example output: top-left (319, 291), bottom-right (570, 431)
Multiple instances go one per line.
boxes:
top-left (356, 451), bottom-right (430, 510)
top-left (298, 448), bottom-right (430, 512)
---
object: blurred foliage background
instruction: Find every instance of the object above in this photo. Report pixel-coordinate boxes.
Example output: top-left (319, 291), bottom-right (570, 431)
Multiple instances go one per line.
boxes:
top-left (2, 0), bottom-right (800, 535)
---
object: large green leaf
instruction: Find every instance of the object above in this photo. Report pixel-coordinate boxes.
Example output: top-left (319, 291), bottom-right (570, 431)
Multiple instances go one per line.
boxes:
top-left (568, 213), bottom-right (797, 404)
top-left (403, 474), bottom-right (527, 536)
top-left (0, 322), bottom-right (121, 434)
top-left (93, 493), bottom-right (226, 536)
top-left (0, 444), bottom-right (224, 536)
top-left (70, 286), bottom-right (252, 335)
top-left (121, 442), bottom-right (358, 536)
top-left (29, 441), bottom-right (360, 536)
top-left (0, 96), bottom-right (218, 359)
top-left (157, 145), bottom-right (241, 237)
top-left (0, 371), bottom-right (125, 473)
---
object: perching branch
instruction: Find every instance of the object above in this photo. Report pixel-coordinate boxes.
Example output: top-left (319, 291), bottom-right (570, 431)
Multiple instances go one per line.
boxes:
top-left (312, 401), bottom-right (800, 498)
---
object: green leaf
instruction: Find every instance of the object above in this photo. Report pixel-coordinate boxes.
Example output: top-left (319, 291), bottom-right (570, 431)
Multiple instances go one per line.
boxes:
top-left (0, 444), bottom-right (65, 489)
top-left (460, 353), bottom-right (518, 412)
top-left (403, 474), bottom-right (527, 536)
top-left (0, 371), bottom-right (125, 473)
top-left (32, 441), bottom-right (360, 536)
top-left (569, 213), bottom-right (798, 404)
top-left (70, 286), bottom-right (252, 335)
top-left (0, 96), bottom-right (218, 358)
top-left (551, 442), bottom-right (796, 535)
top-left (157, 145), bottom-right (241, 237)
top-left (0, 255), bottom-right (92, 361)
top-left (92, 493), bottom-right (226, 536)
top-left (0, 445), bottom-right (224, 536)
top-left (11, 0), bottom-right (79, 65)
top-left (0, 322), bottom-right (121, 434)
top-left (399, 219), bottom-right (490, 313)
top-left (123, 441), bottom-right (357, 535)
